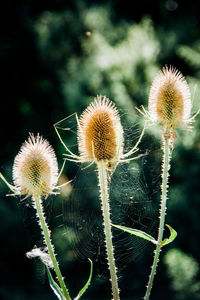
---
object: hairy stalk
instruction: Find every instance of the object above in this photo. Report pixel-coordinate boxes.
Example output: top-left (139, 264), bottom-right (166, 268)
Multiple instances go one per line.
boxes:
top-left (34, 196), bottom-right (71, 300)
top-left (144, 137), bottom-right (171, 300)
top-left (97, 161), bottom-right (120, 300)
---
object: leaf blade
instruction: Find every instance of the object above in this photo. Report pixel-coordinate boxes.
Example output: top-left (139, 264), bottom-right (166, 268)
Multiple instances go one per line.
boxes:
top-left (160, 224), bottom-right (177, 247)
top-left (74, 258), bottom-right (93, 300)
top-left (112, 224), bottom-right (157, 244)
top-left (46, 266), bottom-right (65, 300)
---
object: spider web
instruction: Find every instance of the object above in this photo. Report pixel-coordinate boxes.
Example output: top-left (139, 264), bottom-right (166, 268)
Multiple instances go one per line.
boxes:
top-left (54, 111), bottom-right (160, 278)
top-left (62, 154), bottom-right (159, 278)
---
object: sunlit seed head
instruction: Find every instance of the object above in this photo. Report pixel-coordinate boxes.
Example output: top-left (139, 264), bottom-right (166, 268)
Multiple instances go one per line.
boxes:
top-left (13, 134), bottom-right (58, 197)
top-left (78, 95), bottom-right (123, 162)
top-left (148, 66), bottom-right (191, 129)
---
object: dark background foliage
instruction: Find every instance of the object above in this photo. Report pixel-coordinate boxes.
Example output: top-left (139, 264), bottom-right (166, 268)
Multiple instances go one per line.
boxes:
top-left (1, 0), bottom-right (200, 299)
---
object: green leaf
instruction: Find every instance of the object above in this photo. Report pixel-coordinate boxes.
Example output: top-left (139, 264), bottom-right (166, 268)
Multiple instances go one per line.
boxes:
top-left (46, 266), bottom-right (65, 300)
top-left (160, 224), bottom-right (177, 247)
top-left (112, 224), bottom-right (157, 245)
top-left (74, 259), bottom-right (93, 300)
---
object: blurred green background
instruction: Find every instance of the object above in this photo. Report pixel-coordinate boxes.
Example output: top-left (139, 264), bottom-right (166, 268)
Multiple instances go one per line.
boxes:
top-left (1, 0), bottom-right (200, 299)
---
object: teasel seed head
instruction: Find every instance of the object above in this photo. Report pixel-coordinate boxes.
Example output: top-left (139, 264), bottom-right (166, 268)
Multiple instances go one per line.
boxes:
top-left (13, 134), bottom-right (58, 197)
top-left (148, 66), bottom-right (191, 138)
top-left (78, 95), bottom-right (124, 164)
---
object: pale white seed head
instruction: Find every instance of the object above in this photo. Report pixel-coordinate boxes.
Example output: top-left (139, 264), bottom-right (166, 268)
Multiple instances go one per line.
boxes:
top-left (13, 134), bottom-right (58, 197)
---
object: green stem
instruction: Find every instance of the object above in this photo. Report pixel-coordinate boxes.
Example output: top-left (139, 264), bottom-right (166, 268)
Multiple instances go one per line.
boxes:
top-left (97, 161), bottom-right (120, 300)
top-left (34, 196), bottom-right (71, 300)
top-left (144, 137), bottom-right (171, 300)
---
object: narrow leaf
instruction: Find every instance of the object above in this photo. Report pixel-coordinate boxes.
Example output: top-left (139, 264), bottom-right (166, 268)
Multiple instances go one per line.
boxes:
top-left (74, 259), bottom-right (93, 300)
top-left (160, 224), bottom-right (177, 247)
top-left (46, 266), bottom-right (65, 300)
top-left (112, 224), bottom-right (157, 244)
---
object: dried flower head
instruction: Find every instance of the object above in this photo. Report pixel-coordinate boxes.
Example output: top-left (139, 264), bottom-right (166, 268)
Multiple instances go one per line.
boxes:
top-left (148, 66), bottom-right (191, 134)
top-left (13, 134), bottom-right (58, 197)
top-left (78, 95), bottom-right (123, 163)
top-left (55, 95), bottom-right (144, 175)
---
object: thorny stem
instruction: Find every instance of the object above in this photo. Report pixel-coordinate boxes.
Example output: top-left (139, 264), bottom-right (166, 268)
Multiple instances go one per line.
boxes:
top-left (144, 137), bottom-right (171, 300)
top-left (34, 196), bottom-right (71, 300)
top-left (97, 161), bottom-right (120, 300)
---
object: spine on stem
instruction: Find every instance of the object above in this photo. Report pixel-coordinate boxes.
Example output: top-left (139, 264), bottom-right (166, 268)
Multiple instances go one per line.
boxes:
top-left (97, 161), bottom-right (120, 300)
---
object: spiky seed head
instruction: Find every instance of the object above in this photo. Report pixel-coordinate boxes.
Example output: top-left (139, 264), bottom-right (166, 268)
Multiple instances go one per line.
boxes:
top-left (13, 134), bottom-right (58, 197)
top-left (148, 66), bottom-right (191, 130)
top-left (78, 95), bottom-right (123, 163)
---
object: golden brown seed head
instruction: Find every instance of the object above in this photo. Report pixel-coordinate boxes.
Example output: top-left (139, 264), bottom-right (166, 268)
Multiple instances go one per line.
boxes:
top-left (78, 96), bottom-right (123, 163)
top-left (13, 134), bottom-right (58, 197)
top-left (148, 66), bottom-right (191, 130)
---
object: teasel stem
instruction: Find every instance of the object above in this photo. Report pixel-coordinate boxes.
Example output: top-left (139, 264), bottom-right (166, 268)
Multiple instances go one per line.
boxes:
top-left (34, 196), bottom-right (71, 300)
top-left (144, 136), bottom-right (172, 300)
top-left (97, 161), bottom-right (120, 300)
